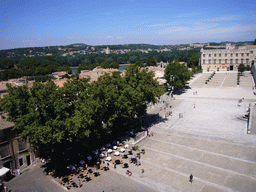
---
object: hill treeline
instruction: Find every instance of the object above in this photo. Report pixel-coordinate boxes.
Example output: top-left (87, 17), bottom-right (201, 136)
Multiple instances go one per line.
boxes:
top-left (0, 48), bottom-right (200, 81)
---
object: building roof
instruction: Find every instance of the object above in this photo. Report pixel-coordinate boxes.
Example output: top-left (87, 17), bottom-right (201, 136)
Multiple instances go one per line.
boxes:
top-left (0, 113), bottom-right (14, 130)
top-left (0, 84), bottom-right (7, 93)
top-left (52, 71), bottom-right (67, 76)
top-left (53, 79), bottom-right (67, 88)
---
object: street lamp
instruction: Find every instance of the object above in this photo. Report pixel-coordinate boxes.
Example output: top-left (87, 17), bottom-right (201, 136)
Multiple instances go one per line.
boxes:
top-left (169, 75), bottom-right (175, 88)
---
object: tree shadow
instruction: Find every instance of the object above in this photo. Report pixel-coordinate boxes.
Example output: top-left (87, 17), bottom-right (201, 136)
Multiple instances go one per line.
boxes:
top-left (172, 85), bottom-right (191, 96)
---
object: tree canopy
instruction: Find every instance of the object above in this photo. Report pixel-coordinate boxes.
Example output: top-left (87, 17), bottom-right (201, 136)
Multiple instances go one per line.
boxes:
top-left (1, 65), bottom-right (164, 172)
top-left (187, 53), bottom-right (200, 68)
top-left (238, 63), bottom-right (246, 74)
top-left (164, 60), bottom-right (192, 89)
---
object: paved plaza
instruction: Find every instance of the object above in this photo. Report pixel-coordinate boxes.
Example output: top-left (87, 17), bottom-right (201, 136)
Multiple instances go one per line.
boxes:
top-left (5, 72), bottom-right (256, 192)
top-left (132, 71), bottom-right (256, 192)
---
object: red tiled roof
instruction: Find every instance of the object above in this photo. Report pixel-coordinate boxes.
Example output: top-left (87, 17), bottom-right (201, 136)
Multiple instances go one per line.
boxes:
top-left (53, 79), bottom-right (67, 88)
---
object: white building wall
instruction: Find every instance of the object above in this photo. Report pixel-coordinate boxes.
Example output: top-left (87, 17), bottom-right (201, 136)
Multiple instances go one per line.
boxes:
top-left (200, 45), bottom-right (256, 72)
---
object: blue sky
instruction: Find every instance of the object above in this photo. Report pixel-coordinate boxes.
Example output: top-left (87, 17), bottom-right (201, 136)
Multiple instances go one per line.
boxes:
top-left (0, 0), bottom-right (255, 50)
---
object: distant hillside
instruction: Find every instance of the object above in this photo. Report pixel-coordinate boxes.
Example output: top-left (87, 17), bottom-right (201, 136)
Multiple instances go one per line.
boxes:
top-left (0, 41), bottom-right (253, 60)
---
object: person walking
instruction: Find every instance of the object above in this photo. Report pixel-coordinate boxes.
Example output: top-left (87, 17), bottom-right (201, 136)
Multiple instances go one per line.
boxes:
top-left (189, 174), bottom-right (193, 183)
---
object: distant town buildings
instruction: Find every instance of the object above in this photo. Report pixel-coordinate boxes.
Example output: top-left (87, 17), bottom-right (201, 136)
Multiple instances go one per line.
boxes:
top-left (157, 61), bottom-right (169, 68)
top-left (141, 66), bottom-right (167, 86)
top-left (79, 66), bottom-right (119, 83)
top-left (200, 44), bottom-right (256, 72)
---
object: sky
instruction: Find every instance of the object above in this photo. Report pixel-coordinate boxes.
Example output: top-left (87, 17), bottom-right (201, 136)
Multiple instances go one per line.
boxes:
top-left (0, 0), bottom-right (255, 50)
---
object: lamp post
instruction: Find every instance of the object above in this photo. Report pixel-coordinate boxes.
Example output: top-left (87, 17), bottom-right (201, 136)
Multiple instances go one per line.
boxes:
top-left (169, 75), bottom-right (175, 94)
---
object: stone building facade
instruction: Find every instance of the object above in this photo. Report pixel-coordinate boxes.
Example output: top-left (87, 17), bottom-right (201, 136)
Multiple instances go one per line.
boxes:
top-left (0, 113), bottom-right (36, 176)
top-left (200, 44), bottom-right (256, 72)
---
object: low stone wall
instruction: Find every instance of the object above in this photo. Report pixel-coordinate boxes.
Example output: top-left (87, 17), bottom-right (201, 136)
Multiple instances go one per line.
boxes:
top-left (247, 103), bottom-right (252, 134)
top-left (125, 131), bottom-right (147, 145)
top-left (251, 64), bottom-right (256, 86)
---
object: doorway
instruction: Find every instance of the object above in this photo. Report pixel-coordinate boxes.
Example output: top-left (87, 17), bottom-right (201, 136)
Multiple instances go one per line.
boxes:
top-left (3, 161), bottom-right (11, 169)
top-left (230, 65), bottom-right (233, 71)
top-left (26, 155), bottom-right (31, 166)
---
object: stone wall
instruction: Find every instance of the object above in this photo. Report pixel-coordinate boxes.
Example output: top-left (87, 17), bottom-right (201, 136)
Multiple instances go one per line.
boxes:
top-left (251, 64), bottom-right (256, 86)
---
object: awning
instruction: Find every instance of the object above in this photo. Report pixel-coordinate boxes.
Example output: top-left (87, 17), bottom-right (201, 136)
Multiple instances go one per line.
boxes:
top-left (0, 167), bottom-right (10, 177)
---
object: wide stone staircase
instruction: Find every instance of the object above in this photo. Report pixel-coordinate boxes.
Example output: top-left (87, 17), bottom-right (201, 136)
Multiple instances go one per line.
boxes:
top-left (190, 72), bottom-right (255, 88)
top-left (222, 72), bottom-right (238, 87)
top-left (206, 73), bottom-right (225, 87)
top-left (190, 73), bottom-right (211, 87)
top-left (239, 72), bottom-right (255, 87)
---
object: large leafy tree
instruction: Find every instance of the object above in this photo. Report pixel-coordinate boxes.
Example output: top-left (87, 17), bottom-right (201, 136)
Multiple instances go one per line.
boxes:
top-left (88, 65), bottom-right (164, 137)
top-left (187, 53), bottom-right (200, 68)
top-left (146, 57), bottom-right (157, 66)
top-left (1, 65), bottom-right (164, 172)
top-left (238, 63), bottom-right (246, 74)
top-left (165, 60), bottom-right (192, 89)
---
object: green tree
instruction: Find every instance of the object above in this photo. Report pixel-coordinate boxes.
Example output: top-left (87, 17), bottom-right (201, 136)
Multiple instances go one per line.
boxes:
top-left (1, 65), bottom-right (164, 172)
top-left (254, 39), bottom-right (256, 45)
top-left (134, 60), bottom-right (144, 67)
top-left (109, 62), bottom-right (119, 68)
top-left (187, 53), bottom-right (200, 68)
top-left (164, 60), bottom-right (192, 89)
top-left (238, 64), bottom-right (246, 74)
top-left (146, 57), bottom-right (157, 66)
top-left (1, 80), bottom-right (92, 171)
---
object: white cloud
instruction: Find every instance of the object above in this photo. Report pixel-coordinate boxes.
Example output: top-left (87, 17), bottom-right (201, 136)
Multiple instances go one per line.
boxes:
top-left (105, 36), bottom-right (123, 39)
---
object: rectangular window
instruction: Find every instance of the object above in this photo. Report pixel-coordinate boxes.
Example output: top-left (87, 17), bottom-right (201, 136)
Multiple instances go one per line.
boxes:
top-left (18, 140), bottom-right (27, 151)
top-left (209, 54), bottom-right (211, 57)
top-left (250, 51), bottom-right (253, 54)
top-left (230, 53), bottom-right (233, 57)
top-left (214, 59), bottom-right (216, 64)
top-left (236, 59), bottom-right (238, 64)
top-left (19, 158), bottom-right (23, 167)
top-left (203, 54), bottom-right (205, 57)
top-left (214, 54), bottom-right (216, 57)
top-left (0, 130), bottom-right (5, 141)
top-left (247, 53), bottom-right (249, 56)
top-left (230, 59), bottom-right (233, 64)
top-left (219, 54), bottom-right (221, 57)
top-left (241, 53), bottom-right (244, 57)
top-left (241, 59), bottom-right (244, 63)
top-left (219, 59), bottom-right (221, 64)
top-left (225, 59), bottom-right (227, 63)
top-left (203, 59), bottom-right (205, 64)
top-left (0, 145), bottom-right (10, 158)
top-left (236, 53), bottom-right (238, 57)
top-left (225, 54), bottom-right (227, 57)
top-left (208, 59), bottom-right (211, 64)
top-left (246, 59), bottom-right (249, 64)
